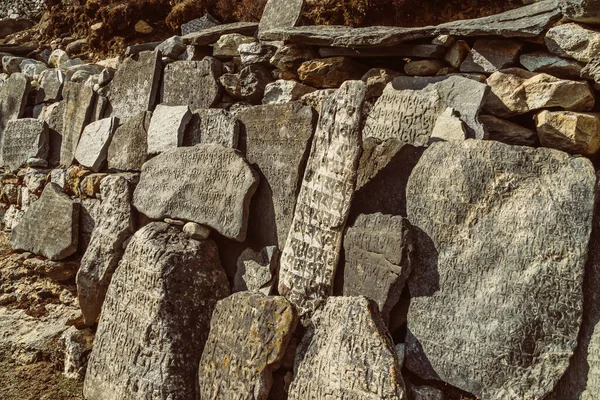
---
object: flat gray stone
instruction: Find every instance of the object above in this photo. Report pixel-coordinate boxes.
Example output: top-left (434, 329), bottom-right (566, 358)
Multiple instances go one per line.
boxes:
top-left (520, 51), bottom-right (583, 79)
top-left (133, 145), bottom-right (259, 241)
top-left (60, 82), bottom-right (96, 166)
top-left (156, 36), bottom-right (185, 59)
top-left (0, 72), bottom-right (29, 134)
top-left (460, 39), bottom-right (524, 73)
top-left (262, 80), bottom-right (316, 104)
top-left (36, 68), bottom-right (64, 103)
top-left (318, 44), bottom-right (446, 59)
top-left (405, 140), bottom-right (595, 399)
top-left (183, 108), bottom-right (239, 148)
top-left (146, 105), bottom-right (191, 155)
top-left (233, 246), bottom-right (279, 294)
top-left (182, 22), bottom-right (259, 46)
top-left (83, 222), bottom-right (230, 400)
top-left (278, 81), bottom-right (365, 316)
top-left (181, 14), bottom-right (220, 36)
top-left (1, 119), bottom-right (49, 171)
top-left (11, 183), bottom-right (79, 260)
top-left (162, 58), bottom-right (222, 109)
top-left (239, 42), bottom-right (277, 66)
top-left (198, 292), bottom-right (297, 399)
top-left (74, 117), bottom-right (117, 172)
top-left (258, 0), bottom-right (304, 35)
top-left (107, 111), bottom-right (151, 171)
top-left (545, 23), bottom-right (600, 63)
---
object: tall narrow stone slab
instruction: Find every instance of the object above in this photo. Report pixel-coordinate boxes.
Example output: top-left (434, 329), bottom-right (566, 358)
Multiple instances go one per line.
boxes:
top-left (108, 51), bottom-right (162, 121)
top-left (258, 0), bottom-right (304, 35)
top-left (11, 184), bottom-right (79, 260)
top-left (133, 145), bottom-right (259, 241)
top-left (146, 104), bottom-right (191, 155)
top-left (77, 174), bottom-right (136, 325)
top-left (198, 292), bottom-right (297, 399)
top-left (1, 119), bottom-right (49, 171)
top-left (288, 296), bottom-right (405, 399)
top-left (83, 222), bottom-right (230, 400)
top-left (162, 58), bottom-right (222, 109)
top-left (0, 72), bottom-right (29, 133)
top-left (237, 102), bottom-right (315, 249)
top-left (405, 140), bottom-right (595, 399)
top-left (107, 111), bottom-right (151, 171)
top-left (74, 117), bottom-right (117, 172)
top-left (278, 81), bottom-right (365, 316)
top-left (183, 108), bottom-right (239, 148)
top-left (60, 82), bottom-right (95, 166)
top-left (363, 76), bottom-right (488, 146)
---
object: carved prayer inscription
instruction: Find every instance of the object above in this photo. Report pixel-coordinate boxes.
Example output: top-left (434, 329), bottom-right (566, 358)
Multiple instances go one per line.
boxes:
top-left (184, 108), bottom-right (239, 148)
top-left (162, 58), bottom-right (222, 109)
top-left (1, 118), bottom-right (49, 171)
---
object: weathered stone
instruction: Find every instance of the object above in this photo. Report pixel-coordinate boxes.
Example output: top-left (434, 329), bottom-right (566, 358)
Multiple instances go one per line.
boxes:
top-left (343, 213), bottom-right (412, 324)
top-left (162, 58), bottom-right (222, 109)
top-left (156, 35), bottom-right (186, 59)
top-left (262, 79), bottom-right (316, 104)
top-left (298, 57), bottom-right (367, 88)
top-left (2, 56), bottom-right (25, 74)
top-left (239, 42), bottom-right (278, 66)
top-left (146, 104), bottom-right (191, 155)
top-left (20, 59), bottom-right (47, 80)
top-left (300, 89), bottom-right (335, 113)
top-left (404, 59), bottom-right (445, 76)
top-left (408, 384), bottom-right (444, 400)
top-left (0, 72), bottom-right (29, 133)
top-left (361, 68), bottom-right (402, 100)
top-left (60, 82), bottom-right (95, 166)
top-left (278, 81), bottom-right (365, 315)
top-left (520, 51), bottom-right (583, 79)
top-left (405, 140), bottom-right (595, 399)
top-left (48, 49), bottom-right (69, 69)
top-left (535, 110), bottom-right (600, 156)
top-left (270, 43), bottom-right (316, 72)
top-left (1, 119), bottom-right (49, 171)
top-left (444, 40), bottom-right (470, 69)
top-left (238, 102), bottom-right (315, 249)
top-left (233, 246), bottom-right (279, 294)
top-left (480, 114), bottom-right (537, 146)
top-left (239, 64), bottom-right (275, 104)
top-left (74, 117), bottom-right (116, 172)
top-left (364, 75), bottom-right (488, 145)
top-left (213, 33), bottom-right (254, 58)
top-left (134, 20), bottom-right (153, 34)
top-left (79, 198), bottom-right (100, 251)
top-left (36, 68), bottom-right (65, 103)
top-left (581, 53), bottom-right (600, 83)
top-left (107, 111), bottom-right (151, 171)
top-left (198, 291), bottom-right (297, 399)
top-left (3, 205), bottom-right (23, 231)
top-left (546, 23), bottom-right (600, 63)
top-left (11, 184), bottom-right (79, 260)
top-left (560, 0), bottom-right (600, 23)
top-left (108, 51), bottom-right (161, 121)
top-left (183, 108), bottom-right (239, 148)
top-left (59, 326), bottom-right (94, 380)
top-left (125, 42), bottom-right (161, 57)
top-left (259, 0), bottom-right (303, 35)
top-left (83, 222), bottom-right (230, 400)
top-left (182, 22), bottom-right (259, 46)
top-left (428, 107), bottom-right (467, 143)
top-left (182, 221), bottom-right (210, 240)
top-left (460, 39), bottom-right (524, 73)
top-left (133, 145), bottom-right (259, 241)
top-left (484, 68), bottom-right (595, 118)
top-left (289, 296), bottom-right (405, 399)
top-left (79, 173), bottom-right (107, 199)
top-left (181, 14), bottom-right (220, 36)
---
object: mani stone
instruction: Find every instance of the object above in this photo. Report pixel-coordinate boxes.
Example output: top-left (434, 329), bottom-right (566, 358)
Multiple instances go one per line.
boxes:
top-left (198, 292), bottom-right (297, 400)
top-left (237, 102), bottom-right (315, 249)
top-left (0, 73), bottom-right (30, 133)
top-left (363, 75), bottom-right (488, 146)
top-left (181, 14), bottom-right (220, 36)
top-left (484, 68), bottom-right (595, 118)
top-left (545, 23), bottom-right (600, 63)
top-left (343, 213), bottom-right (413, 324)
top-left (74, 117), bottom-right (117, 172)
top-left (36, 68), bottom-right (65, 103)
top-left (183, 108), bottom-right (239, 148)
top-left (233, 246), bottom-right (279, 294)
top-left (278, 81), bottom-right (365, 316)
top-left (133, 145), bottom-right (259, 241)
top-left (560, 0), bottom-right (600, 23)
top-left (11, 184), bottom-right (80, 260)
top-left (77, 174), bottom-right (136, 325)
top-left (288, 296), bottom-right (405, 400)
top-left (258, 0), bottom-right (304, 35)
top-left (460, 39), bottom-right (524, 73)
top-left (107, 111), bottom-right (151, 171)
top-left (60, 82), bottom-right (96, 166)
top-left (535, 110), bottom-right (600, 156)
top-left (146, 104), bottom-right (191, 155)
top-left (83, 222), bottom-right (230, 400)
top-left (108, 50), bottom-right (161, 121)
top-left (519, 51), bottom-right (583, 80)
top-left (479, 114), bottom-right (537, 146)
top-left (298, 57), bottom-right (368, 88)
top-left (1, 119), bottom-right (49, 171)
top-left (405, 140), bottom-right (595, 399)
top-left (161, 58), bottom-right (222, 109)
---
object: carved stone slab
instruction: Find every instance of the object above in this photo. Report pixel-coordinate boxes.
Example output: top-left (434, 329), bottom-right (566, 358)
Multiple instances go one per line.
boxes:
top-left (181, 14), bottom-right (220, 36)
top-left (77, 174), bottom-right (136, 325)
top-left (405, 140), bottom-right (595, 399)
top-left (259, 0), bottom-right (304, 35)
top-left (107, 111), bottom-right (151, 171)
top-left (343, 213), bottom-right (413, 324)
top-left (184, 108), bottom-right (239, 148)
top-left (237, 102), bottom-right (315, 249)
top-left (288, 296), bottom-right (405, 399)
top-left (83, 222), bottom-right (230, 400)
top-left (162, 58), bottom-right (222, 109)
top-left (278, 81), bottom-right (365, 316)
top-left (74, 117), bottom-right (117, 172)
top-left (11, 183), bottom-right (79, 261)
top-left (1, 119), bottom-right (49, 171)
top-left (147, 104), bottom-right (191, 155)
top-left (133, 145), bottom-right (259, 241)
top-left (0, 72), bottom-right (29, 134)
top-left (198, 292), bottom-right (297, 399)
top-left (363, 76), bottom-right (488, 145)
top-left (60, 82), bottom-right (95, 166)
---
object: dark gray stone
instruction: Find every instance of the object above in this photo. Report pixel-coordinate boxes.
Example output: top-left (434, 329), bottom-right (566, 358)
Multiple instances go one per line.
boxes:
top-left (460, 39), bottom-right (524, 73)
top-left (183, 108), bottom-right (239, 148)
top-left (0, 72), bottom-right (29, 134)
top-left (107, 111), bottom-right (151, 171)
top-left (60, 82), bottom-right (95, 166)
top-left (258, 0), bottom-right (304, 35)
top-left (480, 114), bottom-right (537, 146)
top-left (1, 119), bottom-right (49, 171)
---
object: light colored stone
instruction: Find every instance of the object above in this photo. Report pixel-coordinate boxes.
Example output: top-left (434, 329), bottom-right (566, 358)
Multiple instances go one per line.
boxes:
top-left (134, 20), bottom-right (153, 34)
top-left (233, 246), bottom-right (279, 294)
top-left (361, 68), bottom-right (402, 99)
top-left (546, 23), bottom-right (600, 63)
top-left (560, 0), bottom-right (600, 24)
top-left (156, 35), bottom-right (186, 59)
top-left (107, 111), bottom-right (151, 171)
top-left (182, 221), bottom-right (210, 240)
top-left (146, 105), bottom-right (191, 155)
top-left (1, 119), bottom-right (49, 171)
top-left (270, 43), bottom-right (316, 72)
top-left (444, 40), bottom-right (470, 69)
top-left (0, 73), bottom-right (29, 133)
top-left (460, 39), bottom-right (524, 73)
top-left (213, 33), bottom-right (254, 58)
top-left (36, 68), bottom-right (65, 103)
top-left (162, 58), bottom-right (222, 109)
top-left (74, 117), bottom-right (116, 172)
top-left (298, 57), bottom-right (367, 88)
top-left (239, 42), bottom-right (277, 66)
top-left (60, 82), bottom-right (96, 166)
top-left (262, 79), bottom-right (316, 104)
top-left (404, 59), bottom-right (446, 76)
top-left (259, 0), bottom-right (304, 35)
top-left (59, 327), bottom-right (94, 380)
top-left (182, 22), bottom-right (258, 46)
top-left (48, 49), bottom-right (69, 69)
top-left (535, 110), bottom-right (600, 155)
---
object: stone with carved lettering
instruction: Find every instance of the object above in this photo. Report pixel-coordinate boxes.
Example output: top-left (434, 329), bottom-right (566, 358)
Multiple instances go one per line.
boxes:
top-left (183, 108), bottom-right (239, 148)
top-left (107, 111), bottom-right (151, 171)
top-left (0, 73), bottom-right (30, 134)
top-left (60, 82), bottom-right (96, 166)
top-left (405, 140), bottom-right (595, 399)
top-left (83, 222), bottom-right (230, 400)
top-left (278, 81), bottom-right (365, 316)
top-left (133, 145), bottom-right (259, 241)
top-left (1, 119), bottom-right (49, 171)
top-left (162, 58), bottom-right (222, 109)
top-left (146, 105), bottom-right (191, 155)
top-left (74, 117), bottom-right (117, 172)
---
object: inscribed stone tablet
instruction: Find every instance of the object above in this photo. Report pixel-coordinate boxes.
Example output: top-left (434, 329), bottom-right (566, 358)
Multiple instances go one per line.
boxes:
top-left (259, 0), bottom-right (304, 35)
top-left (60, 82), bottom-right (95, 166)
top-left (107, 111), bottom-right (151, 171)
top-left (133, 144), bottom-right (259, 241)
top-left (1, 119), bottom-right (49, 171)
top-left (184, 108), bottom-right (239, 148)
top-left (278, 81), bottom-right (365, 316)
top-left (0, 72), bottom-right (29, 133)
top-left (405, 140), bottom-right (595, 399)
top-left (162, 58), bottom-right (222, 109)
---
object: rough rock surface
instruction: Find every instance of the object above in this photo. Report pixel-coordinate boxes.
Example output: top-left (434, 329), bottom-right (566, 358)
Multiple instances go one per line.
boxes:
top-left (74, 117), bottom-right (117, 172)
top-left (183, 108), bottom-right (239, 148)
top-left (405, 140), bottom-right (595, 399)
top-left (460, 39), bottom-right (523, 73)
top-left (258, 0), bottom-right (303, 35)
top-left (161, 58), bottom-right (222, 109)
top-left (83, 222), bottom-right (230, 400)
top-left (298, 57), bottom-right (367, 88)
top-left (519, 51), bottom-right (583, 79)
top-left (535, 110), bottom-right (600, 156)
top-left (0, 73), bottom-right (29, 134)
top-left (278, 81), bottom-right (365, 316)
top-left (182, 22), bottom-right (259, 46)
top-left (198, 292), bottom-right (297, 399)
top-left (233, 246), bottom-right (279, 294)
top-left (107, 111), bottom-right (151, 171)
top-left (133, 145), bottom-right (259, 241)
top-left (60, 82), bottom-right (95, 166)
top-left (146, 104), bottom-right (191, 155)
top-left (1, 119), bottom-right (49, 171)
top-left (545, 23), bottom-right (600, 63)
top-left (560, 0), bottom-right (600, 23)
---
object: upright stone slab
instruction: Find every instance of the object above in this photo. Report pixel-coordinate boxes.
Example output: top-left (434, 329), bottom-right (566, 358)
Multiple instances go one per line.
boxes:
top-left (11, 184), bottom-right (79, 261)
top-left (74, 117), bottom-right (117, 172)
top-left (288, 296), bottom-right (405, 399)
top-left (258, 0), bottom-right (304, 35)
top-left (60, 82), bottom-right (95, 166)
top-left (133, 145), bottom-right (259, 241)
top-left (238, 102), bottom-right (315, 249)
top-left (0, 72), bottom-right (29, 133)
top-left (183, 108), bottom-right (239, 148)
top-left (146, 105), bottom-right (191, 155)
top-left (278, 81), bottom-right (365, 316)
top-left (108, 50), bottom-right (162, 121)
top-left (36, 68), bottom-right (64, 103)
top-left (363, 76), bottom-right (488, 146)
top-left (107, 111), bottom-right (151, 171)
top-left (162, 58), bottom-right (222, 109)
top-left (198, 292), bottom-right (297, 399)
top-left (405, 140), bottom-right (595, 399)
top-left (77, 175), bottom-right (136, 325)
top-left (1, 119), bottom-right (49, 171)
top-left (83, 222), bottom-right (230, 400)
top-left (343, 213), bottom-right (413, 324)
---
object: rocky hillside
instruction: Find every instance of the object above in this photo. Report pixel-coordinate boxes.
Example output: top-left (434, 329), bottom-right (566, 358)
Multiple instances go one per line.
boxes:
top-left (3, 0), bottom-right (600, 399)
